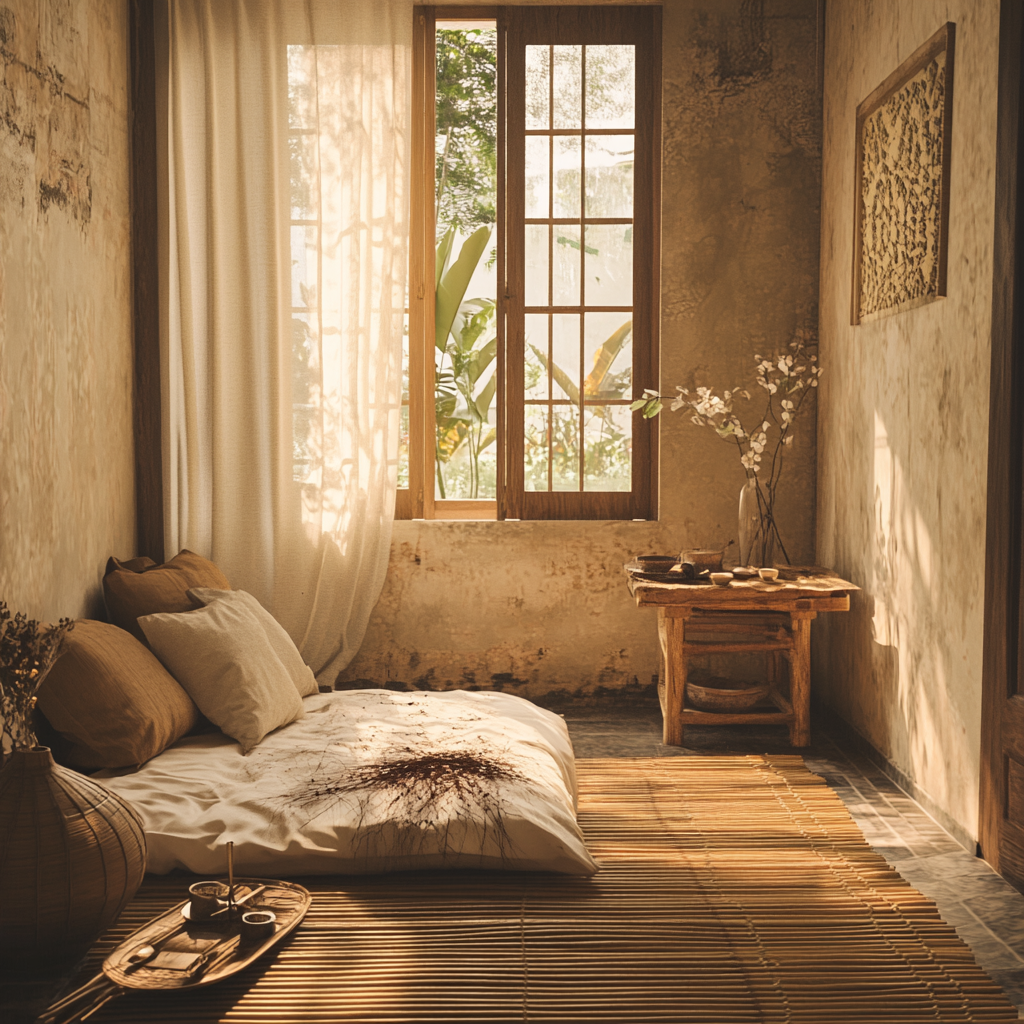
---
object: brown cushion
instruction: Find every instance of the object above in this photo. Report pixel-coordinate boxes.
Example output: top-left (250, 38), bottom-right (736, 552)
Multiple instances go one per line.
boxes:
top-left (35, 620), bottom-right (201, 769)
top-left (104, 550), bottom-right (231, 642)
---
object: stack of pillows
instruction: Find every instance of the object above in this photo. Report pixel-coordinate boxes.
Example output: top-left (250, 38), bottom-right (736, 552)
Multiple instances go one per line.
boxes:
top-left (37, 551), bottom-right (318, 770)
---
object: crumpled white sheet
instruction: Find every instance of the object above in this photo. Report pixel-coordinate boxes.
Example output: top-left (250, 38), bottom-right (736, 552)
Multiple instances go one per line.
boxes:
top-left (96, 689), bottom-right (599, 876)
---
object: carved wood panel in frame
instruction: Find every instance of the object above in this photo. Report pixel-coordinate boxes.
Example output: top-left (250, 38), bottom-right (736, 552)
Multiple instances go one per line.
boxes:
top-left (851, 23), bottom-right (956, 326)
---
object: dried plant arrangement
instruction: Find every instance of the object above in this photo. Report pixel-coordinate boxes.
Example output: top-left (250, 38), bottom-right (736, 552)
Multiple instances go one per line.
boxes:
top-left (633, 332), bottom-right (822, 566)
top-left (0, 602), bottom-right (74, 753)
top-left (288, 748), bottom-right (528, 864)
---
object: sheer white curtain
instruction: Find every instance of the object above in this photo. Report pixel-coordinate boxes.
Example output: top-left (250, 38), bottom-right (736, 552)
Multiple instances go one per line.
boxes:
top-left (159, 0), bottom-right (411, 681)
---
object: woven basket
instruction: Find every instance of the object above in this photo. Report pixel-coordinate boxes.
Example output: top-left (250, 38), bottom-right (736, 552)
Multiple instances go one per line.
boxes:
top-left (0, 747), bottom-right (147, 960)
top-left (686, 678), bottom-right (770, 711)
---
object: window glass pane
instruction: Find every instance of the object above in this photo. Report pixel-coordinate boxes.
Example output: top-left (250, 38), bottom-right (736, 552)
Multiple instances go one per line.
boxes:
top-left (553, 135), bottom-right (581, 219)
top-left (291, 312), bottom-right (318, 482)
top-left (434, 24), bottom-right (498, 502)
top-left (584, 314), bottom-right (632, 401)
top-left (552, 45), bottom-right (582, 129)
top-left (552, 313), bottom-right (580, 400)
top-left (524, 313), bottom-right (548, 400)
top-left (583, 405), bottom-right (632, 491)
top-left (290, 132), bottom-right (319, 220)
top-left (583, 224), bottom-right (632, 306)
top-left (584, 45), bottom-right (635, 129)
top-left (287, 46), bottom-right (317, 129)
top-left (553, 226), bottom-right (581, 306)
top-left (584, 135), bottom-right (633, 218)
top-left (291, 224), bottom-right (318, 308)
top-left (435, 293), bottom-right (498, 500)
top-left (435, 26), bottom-right (498, 237)
top-left (524, 405), bottom-right (550, 491)
top-left (525, 225), bottom-right (549, 307)
top-left (398, 405), bottom-right (410, 489)
top-left (398, 311), bottom-right (409, 488)
top-left (525, 45), bottom-right (550, 129)
top-left (551, 405), bottom-right (581, 491)
top-left (525, 136), bottom-right (550, 218)
top-left (438, 414), bottom-right (498, 499)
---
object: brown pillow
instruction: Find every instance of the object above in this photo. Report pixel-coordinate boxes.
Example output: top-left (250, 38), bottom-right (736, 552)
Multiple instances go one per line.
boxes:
top-left (104, 549), bottom-right (231, 642)
top-left (35, 620), bottom-right (201, 769)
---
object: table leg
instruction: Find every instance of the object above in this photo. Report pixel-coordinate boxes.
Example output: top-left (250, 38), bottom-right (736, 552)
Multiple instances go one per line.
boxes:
top-left (658, 610), bottom-right (688, 746)
top-left (788, 612), bottom-right (815, 747)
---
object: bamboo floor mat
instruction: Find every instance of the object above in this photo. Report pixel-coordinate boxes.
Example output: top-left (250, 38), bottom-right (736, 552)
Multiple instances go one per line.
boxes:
top-left (72, 756), bottom-right (1017, 1023)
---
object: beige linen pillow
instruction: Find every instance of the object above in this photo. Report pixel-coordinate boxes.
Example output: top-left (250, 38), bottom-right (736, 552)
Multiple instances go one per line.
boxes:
top-left (104, 550), bottom-right (232, 643)
top-left (188, 588), bottom-right (318, 697)
top-left (138, 600), bottom-right (304, 754)
top-left (35, 620), bottom-right (201, 768)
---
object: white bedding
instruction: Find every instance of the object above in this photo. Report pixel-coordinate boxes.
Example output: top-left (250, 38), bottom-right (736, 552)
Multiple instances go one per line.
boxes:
top-left (96, 689), bottom-right (598, 876)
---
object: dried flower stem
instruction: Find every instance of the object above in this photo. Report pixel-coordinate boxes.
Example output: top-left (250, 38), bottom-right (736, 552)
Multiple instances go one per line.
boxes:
top-left (0, 603), bottom-right (74, 754)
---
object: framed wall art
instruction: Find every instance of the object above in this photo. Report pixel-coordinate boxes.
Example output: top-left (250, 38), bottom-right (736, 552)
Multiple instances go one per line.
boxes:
top-left (851, 23), bottom-right (955, 325)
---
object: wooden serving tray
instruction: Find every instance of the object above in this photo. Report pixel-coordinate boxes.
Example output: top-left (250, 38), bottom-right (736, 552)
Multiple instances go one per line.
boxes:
top-left (624, 561), bottom-right (712, 585)
top-left (39, 879), bottom-right (311, 1023)
top-left (105, 879), bottom-right (311, 989)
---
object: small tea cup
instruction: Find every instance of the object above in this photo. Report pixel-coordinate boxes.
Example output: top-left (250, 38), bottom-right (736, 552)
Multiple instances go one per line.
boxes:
top-left (188, 880), bottom-right (229, 919)
top-left (758, 568), bottom-right (779, 582)
top-left (710, 572), bottom-right (733, 587)
top-left (241, 910), bottom-right (276, 942)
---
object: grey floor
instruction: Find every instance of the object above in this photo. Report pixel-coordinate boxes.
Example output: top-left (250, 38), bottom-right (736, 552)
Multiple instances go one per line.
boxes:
top-left (558, 701), bottom-right (1024, 1018)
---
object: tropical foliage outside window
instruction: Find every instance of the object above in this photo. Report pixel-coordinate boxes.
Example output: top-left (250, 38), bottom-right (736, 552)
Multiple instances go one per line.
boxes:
top-left (432, 26), bottom-right (498, 500)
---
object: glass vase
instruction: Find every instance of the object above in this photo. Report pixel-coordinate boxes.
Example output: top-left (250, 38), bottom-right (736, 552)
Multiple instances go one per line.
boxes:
top-left (738, 473), bottom-right (759, 566)
top-left (739, 472), bottom-right (765, 567)
top-left (739, 473), bottom-right (779, 567)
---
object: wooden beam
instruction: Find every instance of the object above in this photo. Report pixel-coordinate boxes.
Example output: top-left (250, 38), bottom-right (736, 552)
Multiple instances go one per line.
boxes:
top-left (129, 0), bottom-right (164, 561)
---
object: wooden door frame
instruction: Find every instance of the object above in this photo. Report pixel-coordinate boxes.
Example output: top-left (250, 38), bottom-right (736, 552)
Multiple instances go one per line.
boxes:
top-left (980, 0), bottom-right (1024, 878)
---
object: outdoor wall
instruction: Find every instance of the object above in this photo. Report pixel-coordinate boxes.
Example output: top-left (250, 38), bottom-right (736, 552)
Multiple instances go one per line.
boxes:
top-left (815, 0), bottom-right (999, 842)
top-left (0, 0), bottom-right (135, 622)
top-left (342, 0), bottom-right (823, 699)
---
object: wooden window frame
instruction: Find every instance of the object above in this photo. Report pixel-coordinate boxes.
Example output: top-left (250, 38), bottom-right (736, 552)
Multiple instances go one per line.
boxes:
top-left (399, 4), bottom-right (660, 522)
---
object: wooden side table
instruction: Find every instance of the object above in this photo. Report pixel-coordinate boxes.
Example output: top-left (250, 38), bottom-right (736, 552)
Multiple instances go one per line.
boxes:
top-left (627, 568), bottom-right (857, 747)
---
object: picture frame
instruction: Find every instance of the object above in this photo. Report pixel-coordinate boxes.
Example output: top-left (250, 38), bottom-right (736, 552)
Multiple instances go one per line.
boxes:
top-left (851, 23), bottom-right (956, 326)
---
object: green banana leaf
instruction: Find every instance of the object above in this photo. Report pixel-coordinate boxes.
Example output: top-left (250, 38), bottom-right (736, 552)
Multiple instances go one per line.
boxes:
top-left (466, 336), bottom-right (497, 388)
top-left (530, 344), bottom-right (580, 405)
top-left (584, 321), bottom-right (632, 397)
top-left (474, 372), bottom-right (497, 422)
top-left (436, 225), bottom-right (491, 351)
top-left (435, 227), bottom-right (455, 290)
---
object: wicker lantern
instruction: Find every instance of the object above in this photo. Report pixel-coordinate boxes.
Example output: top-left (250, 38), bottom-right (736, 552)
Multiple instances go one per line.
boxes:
top-left (0, 747), bottom-right (147, 961)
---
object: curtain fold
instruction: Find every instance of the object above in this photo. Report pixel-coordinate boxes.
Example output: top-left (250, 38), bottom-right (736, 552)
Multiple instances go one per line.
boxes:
top-left (160, 0), bottom-right (411, 681)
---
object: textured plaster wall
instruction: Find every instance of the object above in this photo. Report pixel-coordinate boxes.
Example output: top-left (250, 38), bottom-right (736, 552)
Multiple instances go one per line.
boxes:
top-left (342, 0), bottom-right (823, 698)
top-left (815, 0), bottom-right (998, 840)
top-left (0, 0), bottom-right (135, 622)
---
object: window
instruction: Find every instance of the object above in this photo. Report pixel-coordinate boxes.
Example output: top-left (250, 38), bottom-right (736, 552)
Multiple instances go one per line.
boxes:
top-left (399, 5), bottom-right (661, 521)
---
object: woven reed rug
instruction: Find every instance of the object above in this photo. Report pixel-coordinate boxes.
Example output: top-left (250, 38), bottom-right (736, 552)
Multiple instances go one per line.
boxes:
top-left (75, 756), bottom-right (1017, 1023)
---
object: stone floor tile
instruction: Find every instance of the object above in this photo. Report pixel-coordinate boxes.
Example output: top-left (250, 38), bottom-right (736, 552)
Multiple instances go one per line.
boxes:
top-left (905, 878), bottom-right (979, 905)
top-left (932, 901), bottom-right (985, 927)
top-left (872, 843), bottom-right (915, 862)
top-left (954, 934), bottom-right (1024, 972)
top-left (945, 871), bottom-right (1023, 899)
top-left (916, 852), bottom-right (995, 880)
